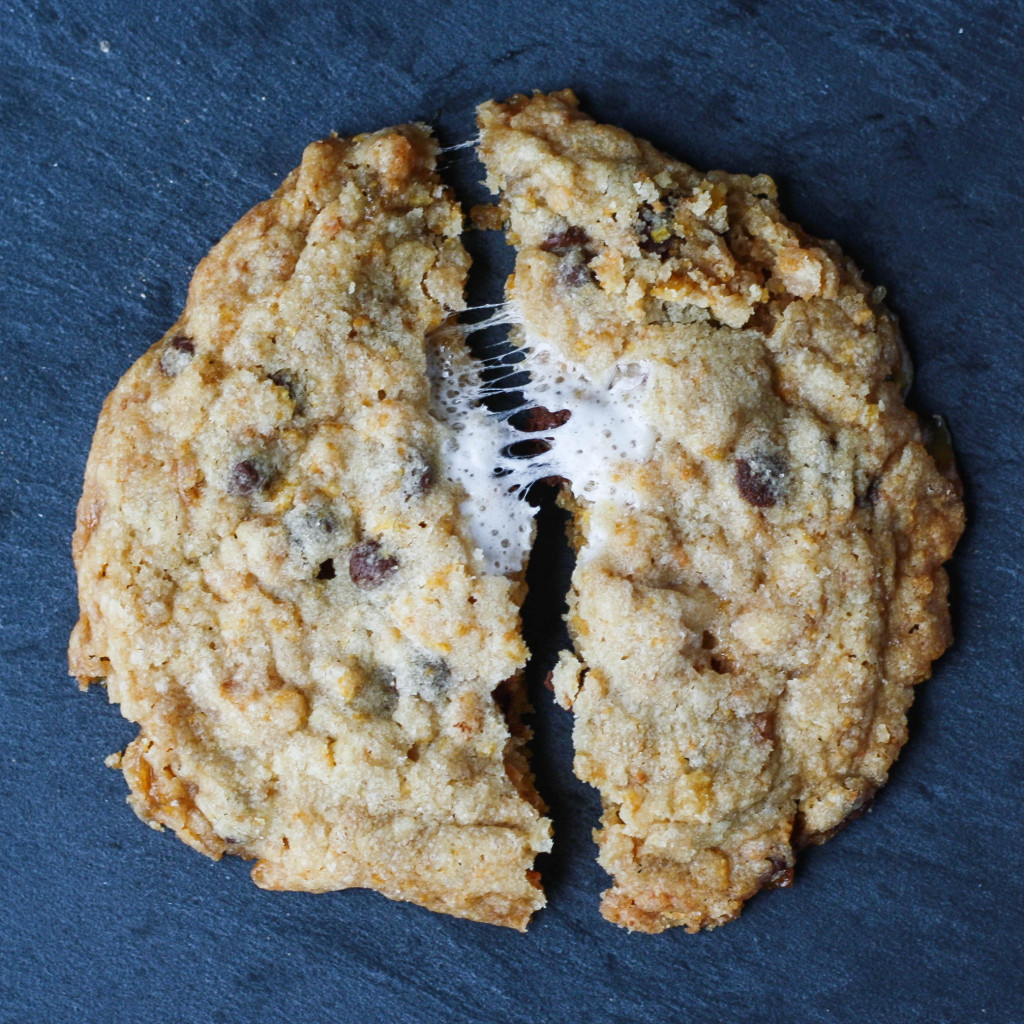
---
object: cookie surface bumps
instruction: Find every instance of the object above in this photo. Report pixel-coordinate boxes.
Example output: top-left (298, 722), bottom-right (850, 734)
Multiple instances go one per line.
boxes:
top-left (478, 89), bottom-right (963, 932)
top-left (69, 125), bottom-right (550, 929)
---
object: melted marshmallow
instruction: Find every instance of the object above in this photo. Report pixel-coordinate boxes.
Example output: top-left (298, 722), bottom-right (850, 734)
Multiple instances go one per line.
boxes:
top-left (428, 304), bottom-right (655, 574)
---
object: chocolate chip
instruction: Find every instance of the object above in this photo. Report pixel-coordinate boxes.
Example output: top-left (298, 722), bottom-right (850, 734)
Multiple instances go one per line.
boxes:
top-left (228, 459), bottom-right (263, 496)
top-left (855, 476), bottom-right (880, 508)
top-left (637, 202), bottom-right (679, 258)
top-left (539, 226), bottom-right (591, 254)
top-left (348, 540), bottom-right (399, 589)
top-left (540, 226), bottom-right (595, 287)
top-left (509, 407), bottom-right (573, 433)
top-left (159, 334), bottom-right (196, 376)
top-left (315, 558), bottom-right (336, 580)
top-left (735, 452), bottom-right (788, 508)
top-left (763, 856), bottom-right (794, 890)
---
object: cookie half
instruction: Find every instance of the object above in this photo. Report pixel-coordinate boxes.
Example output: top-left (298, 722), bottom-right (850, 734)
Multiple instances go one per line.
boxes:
top-left (70, 126), bottom-right (551, 929)
top-left (478, 90), bottom-right (963, 932)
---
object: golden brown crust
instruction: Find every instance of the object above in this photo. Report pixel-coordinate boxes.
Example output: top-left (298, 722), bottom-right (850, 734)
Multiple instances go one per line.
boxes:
top-left (479, 90), bottom-right (963, 933)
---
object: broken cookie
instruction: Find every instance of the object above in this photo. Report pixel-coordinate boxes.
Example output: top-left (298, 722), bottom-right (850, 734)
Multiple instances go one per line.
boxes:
top-left (478, 89), bottom-right (963, 932)
top-left (69, 124), bottom-right (551, 930)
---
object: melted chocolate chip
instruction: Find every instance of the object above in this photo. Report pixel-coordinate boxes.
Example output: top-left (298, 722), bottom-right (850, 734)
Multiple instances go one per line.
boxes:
top-left (315, 558), bottom-right (336, 580)
top-left (355, 668), bottom-right (398, 717)
top-left (228, 459), bottom-right (263, 496)
top-left (415, 657), bottom-right (451, 700)
top-left (348, 540), bottom-right (399, 589)
top-left (509, 407), bottom-right (573, 433)
top-left (159, 334), bottom-right (196, 376)
top-left (735, 452), bottom-right (789, 508)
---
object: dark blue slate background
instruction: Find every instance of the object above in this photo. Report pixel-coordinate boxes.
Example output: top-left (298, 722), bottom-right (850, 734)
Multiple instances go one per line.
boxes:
top-left (2, 1), bottom-right (1022, 1021)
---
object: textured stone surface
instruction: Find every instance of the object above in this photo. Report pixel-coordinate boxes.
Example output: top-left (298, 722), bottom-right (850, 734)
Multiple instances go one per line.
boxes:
top-left (1, 0), bottom-right (1022, 1020)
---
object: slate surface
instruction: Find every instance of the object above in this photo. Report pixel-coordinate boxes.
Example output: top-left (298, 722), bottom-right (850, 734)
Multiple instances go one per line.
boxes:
top-left (2, 1), bottom-right (1022, 1021)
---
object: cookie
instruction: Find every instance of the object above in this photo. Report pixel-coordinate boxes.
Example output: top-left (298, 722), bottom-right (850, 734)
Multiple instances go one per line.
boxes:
top-left (69, 125), bottom-right (551, 930)
top-left (477, 90), bottom-right (964, 932)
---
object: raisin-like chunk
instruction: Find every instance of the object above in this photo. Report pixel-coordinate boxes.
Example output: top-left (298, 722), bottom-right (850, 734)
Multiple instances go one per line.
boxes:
top-left (349, 540), bottom-right (399, 589)
top-left (735, 452), bottom-right (788, 507)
